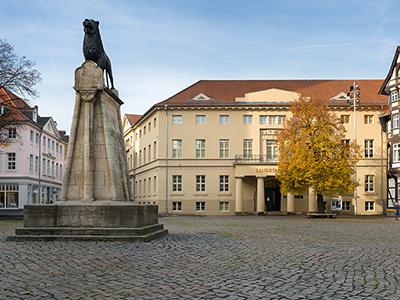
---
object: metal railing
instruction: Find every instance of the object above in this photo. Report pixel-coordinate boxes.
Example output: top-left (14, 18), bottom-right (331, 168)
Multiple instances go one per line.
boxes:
top-left (234, 154), bottom-right (278, 164)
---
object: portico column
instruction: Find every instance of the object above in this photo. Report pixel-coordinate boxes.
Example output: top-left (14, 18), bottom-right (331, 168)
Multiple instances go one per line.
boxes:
top-left (287, 192), bottom-right (295, 213)
top-left (256, 176), bottom-right (265, 213)
top-left (308, 187), bottom-right (317, 213)
top-left (235, 176), bottom-right (244, 213)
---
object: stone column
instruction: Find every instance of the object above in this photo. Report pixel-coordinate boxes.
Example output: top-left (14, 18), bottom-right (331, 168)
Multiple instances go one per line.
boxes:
top-left (256, 176), bottom-right (265, 213)
top-left (287, 192), bottom-right (295, 213)
top-left (235, 176), bottom-right (244, 213)
top-left (308, 187), bottom-right (317, 213)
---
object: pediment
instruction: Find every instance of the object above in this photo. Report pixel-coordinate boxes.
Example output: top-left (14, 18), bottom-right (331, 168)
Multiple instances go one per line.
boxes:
top-left (330, 92), bottom-right (349, 101)
top-left (235, 88), bottom-right (299, 103)
top-left (188, 93), bottom-right (215, 101)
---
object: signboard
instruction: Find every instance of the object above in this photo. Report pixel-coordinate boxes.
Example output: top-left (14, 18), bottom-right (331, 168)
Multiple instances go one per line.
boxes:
top-left (330, 198), bottom-right (342, 211)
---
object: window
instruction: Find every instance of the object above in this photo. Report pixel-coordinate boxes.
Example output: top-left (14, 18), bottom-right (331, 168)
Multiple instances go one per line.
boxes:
top-left (172, 115), bottom-right (182, 124)
top-left (260, 116), bottom-right (267, 124)
top-left (148, 177), bottom-right (151, 195)
top-left (154, 141), bottom-right (157, 159)
top-left (47, 160), bottom-right (50, 176)
top-left (269, 116), bottom-right (276, 124)
top-left (196, 175), bottom-right (206, 192)
top-left (243, 115), bottom-right (252, 125)
top-left (392, 91), bottom-right (398, 102)
top-left (51, 162), bottom-right (54, 177)
top-left (172, 140), bottom-right (182, 158)
top-left (278, 116), bottom-right (286, 124)
top-left (143, 148), bottom-right (146, 164)
top-left (43, 159), bottom-right (46, 175)
top-left (35, 156), bottom-right (39, 174)
top-left (143, 179), bottom-right (146, 197)
top-left (220, 115), bottom-right (229, 124)
top-left (341, 115), bottom-right (350, 124)
top-left (394, 115), bottom-right (400, 128)
top-left (365, 175), bottom-right (374, 192)
top-left (173, 202), bottom-right (182, 211)
top-left (0, 184), bottom-right (19, 208)
top-left (56, 143), bottom-right (59, 153)
top-left (6, 153), bottom-right (16, 171)
top-left (60, 145), bottom-right (63, 155)
top-left (29, 154), bottom-right (33, 173)
top-left (149, 144), bottom-right (151, 161)
top-left (43, 136), bottom-right (46, 147)
top-left (172, 175), bottom-right (182, 192)
top-left (394, 144), bottom-right (400, 163)
top-left (7, 128), bottom-right (16, 140)
top-left (148, 122), bottom-right (151, 131)
top-left (219, 140), bottom-right (229, 158)
top-left (47, 139), bottom-right (50, 149)
top-left (266, 141), bottom-right (278, 160)
top-left (144, 126), bottom-right (146, 135)
top-left (30, 130), bottom-right (34, 143)
top-left (364, 115), bottom-right (373, 124)
top-left (60, 165), bottom-right (63, 180)
top-left (196, 115), bottom-right (205, 124)
top-left (342, 201), bottom-right (351, 211)
top-left (365, 201), bottom-right (375, 211)
top-left (196, 140), bottom-right (205, 158)
top-left (219, 175), bottom-right (229, 192)
top-left (243, 139), bottom-right (253, 158)
top-left (364, 140), bottom-right (374, 158)
top-left (196, 201), bottom-right (205, 211)
top-left (220, 202), bottom-right (229, 212)
top-left (154, 117), bottom-right (157, 127)
top-left (56, 163), bottom-right (59, 179)
top-left (154, 176), bottom-right (156, 194)
top-left (35, 133), bottom-right (39, 145)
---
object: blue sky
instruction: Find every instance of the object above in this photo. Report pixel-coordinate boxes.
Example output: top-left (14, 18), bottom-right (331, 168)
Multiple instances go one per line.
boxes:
top-left (0, 0), bottom-right (399, 132)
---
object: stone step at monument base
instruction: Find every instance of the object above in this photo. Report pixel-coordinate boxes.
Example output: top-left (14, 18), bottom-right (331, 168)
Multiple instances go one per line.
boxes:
top-left (7, 225), bottom-right (168, 242)
top-left (7, 202), bottom-right (168, 242)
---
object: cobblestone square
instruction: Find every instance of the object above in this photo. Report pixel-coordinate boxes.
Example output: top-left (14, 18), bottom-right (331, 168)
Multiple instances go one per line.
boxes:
top-left (1, 215), bottom-right (400, 299)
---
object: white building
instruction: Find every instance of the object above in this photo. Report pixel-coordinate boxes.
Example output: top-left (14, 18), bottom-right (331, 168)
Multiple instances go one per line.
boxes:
top-left (0, 88), bottom-right (68, 216)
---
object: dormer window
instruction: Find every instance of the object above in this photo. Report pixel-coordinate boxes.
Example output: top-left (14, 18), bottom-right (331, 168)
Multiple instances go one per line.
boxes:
top-left (0, 105), bottom-right (10, 117)
top-left (391, 91), bottom-right (398, 102)
top-left (33, 111), bottom-right (37, 122)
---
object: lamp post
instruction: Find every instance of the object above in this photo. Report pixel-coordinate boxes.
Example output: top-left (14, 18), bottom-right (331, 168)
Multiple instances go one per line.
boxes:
top-left (347, 83), bottom-right (360, 216)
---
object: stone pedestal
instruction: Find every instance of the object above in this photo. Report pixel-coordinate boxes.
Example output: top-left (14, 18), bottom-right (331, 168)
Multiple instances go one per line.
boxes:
top-left (8, 62), bottom-right (168, 242)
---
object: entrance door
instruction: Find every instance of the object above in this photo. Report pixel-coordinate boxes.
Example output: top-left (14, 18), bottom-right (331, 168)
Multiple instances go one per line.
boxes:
top-left (264, 180), bottom-right (281, 211)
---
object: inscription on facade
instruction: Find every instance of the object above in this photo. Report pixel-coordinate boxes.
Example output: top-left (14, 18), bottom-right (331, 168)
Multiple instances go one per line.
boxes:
top-left (256, 168), bottom-right (278, 173)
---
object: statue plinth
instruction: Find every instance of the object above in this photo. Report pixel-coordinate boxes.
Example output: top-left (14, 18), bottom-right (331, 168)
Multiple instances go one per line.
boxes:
top-left (8, 62), bottom-right (168, 242)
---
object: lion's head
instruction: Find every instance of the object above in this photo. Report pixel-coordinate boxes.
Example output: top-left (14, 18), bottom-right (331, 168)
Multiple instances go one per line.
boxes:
top-left (83, 19), bottom-right (99, 35)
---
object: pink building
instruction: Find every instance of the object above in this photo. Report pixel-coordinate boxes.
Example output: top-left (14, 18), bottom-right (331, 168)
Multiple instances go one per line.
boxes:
top-left (0, 88), bottom-right (68, 217)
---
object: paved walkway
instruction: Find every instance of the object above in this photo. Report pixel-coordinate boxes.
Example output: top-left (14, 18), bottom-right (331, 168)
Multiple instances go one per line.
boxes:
top-left (1, 215), bottom-right (400, 299)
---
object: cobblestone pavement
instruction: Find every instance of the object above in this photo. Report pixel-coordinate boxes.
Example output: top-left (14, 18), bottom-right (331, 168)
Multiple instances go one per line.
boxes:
top-left (1, 215), bottom-right (400, 299)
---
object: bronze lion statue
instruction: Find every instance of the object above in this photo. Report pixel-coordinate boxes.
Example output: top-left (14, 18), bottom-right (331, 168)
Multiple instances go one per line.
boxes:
top-left (82, 19), bottom-right (114, 89)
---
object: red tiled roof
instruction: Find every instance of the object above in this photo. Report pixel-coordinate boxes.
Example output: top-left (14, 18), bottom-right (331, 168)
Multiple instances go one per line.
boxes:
top-left (156, 79), bottom-right (387, 107)
top-left (0, 88), bottom-right (30, 122)
top-left (125, 114), bottom-right (142, 125)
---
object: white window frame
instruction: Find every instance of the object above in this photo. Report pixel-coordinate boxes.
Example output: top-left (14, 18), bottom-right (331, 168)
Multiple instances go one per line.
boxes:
top-left (365, 201), bottom-right (375, 211)
top-left (196, 115), bottom-right (205, 124)
top-left (172, 115), bottom-right (182, 125)
top-left (243, 139), bottom-right (253, 158)
top-left (172, 140), bottom-right (182, 158)
top-left (196, 201), bottom-right (205, 211)
top-left (6, 152), bottom-right (17, 171)
top-left (172, 201), bottom-right (182, 211)
top-left (219, 202), bottom-right (229, 212)
top-left (172, 175), bottom-right (182, 192)
top-left (364, 115), bottom-right (374, 124)
top-left (196, 140), bottom-right (205, 158)
top-left (219, 175), bottom-right (229, 192)
top-left (394, 144), bottom-right (400, 163)
top-left (219, 115), bottom-right (229, 124)
top-left (7, 128), bottom-right (17, 140)
top-left (196, 175), bottom-right (206, 192)
top-left (243, 115), bottom-right (253, 125)
top-left (30, 130), bottom-right (34, 143)
top-left (392, 91), bottom-right (398, 102)
top-left (364, 140), bottom-right (374, 158)
top-left (29, 154), bottom-right (34, 173)
top-left (394, 115), bottom-right (399, 128)
top-left (219, 139), bottom-right (229, 158)
top-left (365, 175), bottom-right (374, 192)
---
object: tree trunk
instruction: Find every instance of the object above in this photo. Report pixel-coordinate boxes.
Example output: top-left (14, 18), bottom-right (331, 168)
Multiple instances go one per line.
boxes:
top-left (317, 194), bottom-right (324, 213)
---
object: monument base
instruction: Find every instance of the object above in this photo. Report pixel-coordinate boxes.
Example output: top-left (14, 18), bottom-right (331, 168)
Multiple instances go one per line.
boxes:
top-left (7, 201), bottom-right (168, 242)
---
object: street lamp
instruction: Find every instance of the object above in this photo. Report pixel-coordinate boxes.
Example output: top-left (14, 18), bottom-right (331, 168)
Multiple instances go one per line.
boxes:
top-left (347, 83), bottom-right (360, 216)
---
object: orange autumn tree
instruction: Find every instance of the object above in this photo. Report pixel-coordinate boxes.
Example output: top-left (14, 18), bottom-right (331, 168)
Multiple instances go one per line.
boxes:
top-left (276, 94), bottom-right (361, 213)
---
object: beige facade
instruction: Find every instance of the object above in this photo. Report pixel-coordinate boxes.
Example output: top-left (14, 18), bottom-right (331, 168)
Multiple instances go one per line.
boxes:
top-left (123, 80), bottom-right (387, 215)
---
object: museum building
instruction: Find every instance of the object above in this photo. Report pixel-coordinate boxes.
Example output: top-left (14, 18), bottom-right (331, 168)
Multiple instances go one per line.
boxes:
top-left (123, 80), bottom-right (387, 215)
